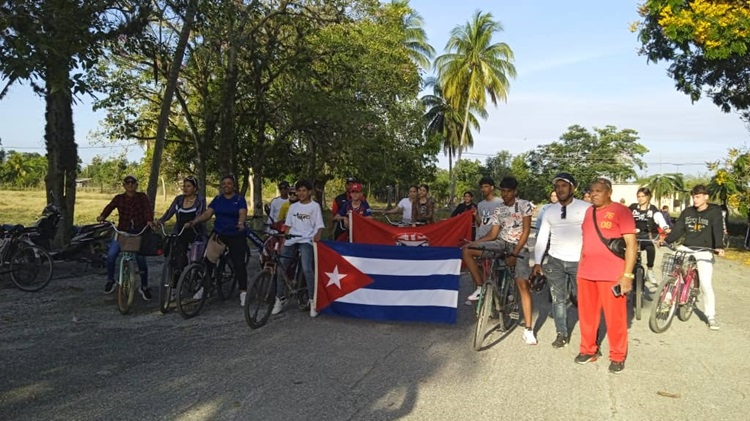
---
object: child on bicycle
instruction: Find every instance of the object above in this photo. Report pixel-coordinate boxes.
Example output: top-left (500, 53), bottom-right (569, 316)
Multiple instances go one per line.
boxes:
top-left (662, 184), bottom-right (725, 330)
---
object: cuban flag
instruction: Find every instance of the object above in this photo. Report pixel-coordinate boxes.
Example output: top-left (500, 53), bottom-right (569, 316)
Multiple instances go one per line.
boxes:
top-left (314, 241), bottom-right (461, 324)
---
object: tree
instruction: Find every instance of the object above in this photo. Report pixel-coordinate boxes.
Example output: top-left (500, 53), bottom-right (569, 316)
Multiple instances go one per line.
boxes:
top-left (708, 147), bottom-right (750, 216)
top-left (384, 0), bottom-right (435, 70)
top-left (643, 173), bottom-right (685, 205)
top-left (635, 0), bottom-right (750, 123)
top-left (527, 125), bottom-right (648, 191)
top-left (0, 151), bottom-right (47, 188)
top-left (0, 1), bottom-right (151, 245)
top-left (434, 10), bottom-right (516, 203)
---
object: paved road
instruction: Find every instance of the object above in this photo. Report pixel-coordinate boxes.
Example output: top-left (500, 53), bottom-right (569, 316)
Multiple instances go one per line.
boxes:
top-left (1, 248), bottom-right (748, 421)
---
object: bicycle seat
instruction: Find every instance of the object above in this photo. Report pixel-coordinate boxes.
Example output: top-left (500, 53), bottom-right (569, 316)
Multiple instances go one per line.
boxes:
top-left (1, 224), bottom-right (25, 234)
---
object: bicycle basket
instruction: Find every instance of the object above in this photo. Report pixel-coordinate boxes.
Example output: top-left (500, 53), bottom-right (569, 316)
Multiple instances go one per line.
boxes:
top-left (117, 234), bottom-right (142, 253)
top-left (188, 240), bottom-right (206, 264)
top-left (660, 253), bottom-right (678, 279)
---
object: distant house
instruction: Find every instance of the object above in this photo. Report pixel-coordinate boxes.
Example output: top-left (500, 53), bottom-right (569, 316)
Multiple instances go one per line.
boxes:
top-left (75, 178), bottom-right (93, 188)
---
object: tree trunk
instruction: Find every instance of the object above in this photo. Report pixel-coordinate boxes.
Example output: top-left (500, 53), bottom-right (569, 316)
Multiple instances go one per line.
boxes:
top-left (453, 79), bottom-right (475, 206)
top-left (44, 67), bottom-right (78, 247)
top-left (146, 0), bottom-right (196, 210)
top-left (251, 167), bottom-right (263, 217)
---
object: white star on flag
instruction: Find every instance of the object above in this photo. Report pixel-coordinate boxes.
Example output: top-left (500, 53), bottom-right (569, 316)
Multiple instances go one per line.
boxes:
top-left (325, 265), bottom-right (348, 289)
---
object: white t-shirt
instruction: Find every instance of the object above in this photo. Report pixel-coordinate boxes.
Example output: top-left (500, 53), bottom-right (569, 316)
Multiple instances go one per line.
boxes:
top-left (476, 197), bottom-right (503, 239)
top-left (397, 197), bottom-right (413, 223)
top-left (268, 196), bottom-right (288, 224)
top-left (489, 198), bottom-right (534, 243)
top-left (284, 201), bottom-right (325, 245)
top-left (534, 198), bottom-right (589, 263)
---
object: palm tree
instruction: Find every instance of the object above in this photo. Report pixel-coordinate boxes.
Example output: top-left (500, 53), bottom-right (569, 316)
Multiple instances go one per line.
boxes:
top-left (386, 0), bottom-right (435, 70)
top-left (644, 173), bottom-right (685, 206)
top-left (422, 77), bottom-right (483, 192)
top-left (434, 10), bottom-right (516, 202)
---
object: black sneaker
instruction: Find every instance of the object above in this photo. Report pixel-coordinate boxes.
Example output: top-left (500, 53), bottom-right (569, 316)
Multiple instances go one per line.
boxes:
top-left (104, 281), bottom-right (116, 294)
top-left (574, 353), bottom-right (599, 365)
top-left (139, 287), bottom-right (152, 301)
top-left (609, 360), bottom-right (625, 374)
top-left (551, 333), bottom-right (569, 349)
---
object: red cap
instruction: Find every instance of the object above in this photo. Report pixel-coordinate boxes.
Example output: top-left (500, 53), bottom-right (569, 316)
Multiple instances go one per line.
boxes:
top-left (350, 183), bottom-right (363, 192)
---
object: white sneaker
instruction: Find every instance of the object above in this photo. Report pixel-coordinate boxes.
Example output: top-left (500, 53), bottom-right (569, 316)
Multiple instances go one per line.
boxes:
top-left (707, 317), bottom-right (720, 331)
top-left (523, 328), bottom-right (537, 345)
top-left (271, 297), bottom-right (286, 315)
top-left (240, 291), bottom-right (247, 307)
top-left (467, 286), bottom-right (482, 301)
top-left (309, 299), bottom-right (318, 318)
top-left (192, 287), bottom-right (204, 300)
top-left (647, 269), bottom-right (657, 284)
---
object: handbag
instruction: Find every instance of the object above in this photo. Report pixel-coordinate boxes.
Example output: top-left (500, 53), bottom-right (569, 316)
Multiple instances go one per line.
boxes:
top-left (591, 206), bottom-right (626, 259)
top-left (205, 232), bottom-right (226, 264)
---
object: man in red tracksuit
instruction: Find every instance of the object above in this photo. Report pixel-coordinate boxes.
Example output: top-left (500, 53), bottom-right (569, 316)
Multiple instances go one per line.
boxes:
top-left (575, 177), bottom-right (637, 374)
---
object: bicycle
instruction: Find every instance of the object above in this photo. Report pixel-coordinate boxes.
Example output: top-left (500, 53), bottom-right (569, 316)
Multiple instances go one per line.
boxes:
top-left (244, 233), bottom-right (307, 329)
top-left (470, 246), bottom-right (521, 351)
top-left (630, 238), bottom-right (652, 321)
top-left (0, 224), bottom-right (54, 292)
top-left (175, 241), bottom-right (238, 319)
top-left (108, 222), bottom-right (149, 315)
top-left (157, 224), bottom-right (200, 314)
top-left (649, 244), bottom-right (718, 333)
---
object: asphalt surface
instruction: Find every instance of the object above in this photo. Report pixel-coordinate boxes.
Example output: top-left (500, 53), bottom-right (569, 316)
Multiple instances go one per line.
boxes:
top-left (1, 245), bottom-right (748, 421)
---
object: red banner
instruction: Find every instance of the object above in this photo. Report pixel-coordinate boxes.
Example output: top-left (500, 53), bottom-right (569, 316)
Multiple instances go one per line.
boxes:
top-left (350, 211), bottom-right (472, 247)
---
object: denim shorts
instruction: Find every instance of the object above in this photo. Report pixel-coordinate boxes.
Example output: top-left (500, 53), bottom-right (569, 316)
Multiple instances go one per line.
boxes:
top-left (475, 239), bottom-right (531, 280)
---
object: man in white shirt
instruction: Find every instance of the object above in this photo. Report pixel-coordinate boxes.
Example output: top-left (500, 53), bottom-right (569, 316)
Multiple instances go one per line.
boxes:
top-left (532, 172), bottom-right (589, 349)
top-left (268, 181), bottom-right (290, 226)
top-left (382, 185), bottom-right (417, 225)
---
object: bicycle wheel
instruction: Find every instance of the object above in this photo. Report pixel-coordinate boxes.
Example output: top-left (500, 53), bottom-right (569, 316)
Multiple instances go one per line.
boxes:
top-left (293, 264), bottom-right (309, 310)
top-left (677, 269), bottom-right (699, 322)
top-left (216, 257), bottom-right (237, 301)
top-left (245, 269), bottom-right (275, 329)
top-left (497, 274), bottom-right (520, 332)
top-left (473, 284), bottom-right (494, 351)
top-left (159, 261), bottom-right (174, 314)
top-left (649, 275), bottom-right (679, 333)
top-left (117, 259), bottom-right (137, 315)
top-left (9, 243), bottom-right (53, 292)
top-left (176, 263), bottom-right (208, 319)
top-left (634, 265), bottom-right (645, 321)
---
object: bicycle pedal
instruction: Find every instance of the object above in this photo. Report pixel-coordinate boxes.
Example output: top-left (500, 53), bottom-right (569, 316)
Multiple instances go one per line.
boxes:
top-left (509, 312), bottom-right (520, 320)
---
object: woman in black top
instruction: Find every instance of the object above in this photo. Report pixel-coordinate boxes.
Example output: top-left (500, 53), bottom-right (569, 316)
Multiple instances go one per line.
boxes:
top-left (629, 187), bottom-right (670, 282)
top-left (452, 191), bottom-right (477, 239)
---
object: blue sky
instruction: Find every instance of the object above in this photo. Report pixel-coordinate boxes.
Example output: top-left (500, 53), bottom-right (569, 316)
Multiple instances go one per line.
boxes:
top-left (1, 0), bottom-right (748, 177)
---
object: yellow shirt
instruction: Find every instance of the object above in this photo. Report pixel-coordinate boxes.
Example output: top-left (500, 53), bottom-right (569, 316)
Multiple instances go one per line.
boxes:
top-left (278, 201), bottom-right (291, 222)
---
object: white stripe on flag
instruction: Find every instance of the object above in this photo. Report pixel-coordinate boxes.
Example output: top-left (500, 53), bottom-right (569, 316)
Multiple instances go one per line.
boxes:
top-left (342, 256), bottom-right (461, 276)
top-left (335, 288), bottom-right (458, 308)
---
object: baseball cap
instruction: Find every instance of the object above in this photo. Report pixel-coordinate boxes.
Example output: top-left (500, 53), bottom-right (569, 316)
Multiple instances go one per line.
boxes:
top-left (552, 172), bottom-right (576, 188)
top-left (350, 183), bottom-right (363, 192)
top-left (123, 175), bottom-right (137, 183)
top-left (278, 180), bottom-right (290, 188)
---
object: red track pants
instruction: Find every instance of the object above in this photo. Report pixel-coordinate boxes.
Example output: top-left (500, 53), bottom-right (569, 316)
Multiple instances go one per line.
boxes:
top-left (577, 277), bottom-right (628, 362)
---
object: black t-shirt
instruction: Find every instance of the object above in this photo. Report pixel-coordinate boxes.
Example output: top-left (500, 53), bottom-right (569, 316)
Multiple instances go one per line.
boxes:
top-left (629, 203), bottom-right (660, 237)
top-left (665, 204), bottom-right (725, 249)
top-left (451, 202), bottom-right (477, 218)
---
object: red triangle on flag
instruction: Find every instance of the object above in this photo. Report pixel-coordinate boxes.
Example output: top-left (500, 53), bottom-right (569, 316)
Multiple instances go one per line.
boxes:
top-left (314, 242), bottom-right (373, 312)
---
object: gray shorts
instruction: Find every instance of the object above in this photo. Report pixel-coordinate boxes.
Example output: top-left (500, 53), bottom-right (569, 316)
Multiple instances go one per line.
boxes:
top-left (475, 239), bottom-right (531, 280)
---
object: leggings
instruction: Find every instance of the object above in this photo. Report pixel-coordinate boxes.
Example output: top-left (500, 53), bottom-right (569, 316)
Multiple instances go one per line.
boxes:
top-left (639, 240), bottom-right (655, 269)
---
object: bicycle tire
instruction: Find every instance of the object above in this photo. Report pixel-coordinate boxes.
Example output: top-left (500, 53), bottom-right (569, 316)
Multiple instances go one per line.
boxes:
top-left (117, 259), bottom-right (137, 315)
top-left (497, 274), bottom-right (520, 332)
top-left (634, 265), bottom-right (645, 321)
top-left (473, 284), bottom-right (494, 351)
top-left (293, 263), bottom-right (309, 310)
top-left (216, 257), bottom-right (237, 301)
top-left (677, 269), bottom-right (699, 322)
top-left (245, 269), bottom-right (275, 329)
top-left (176, 263), bottom-right (208, 319)
top-left (649, 275), bottom-right (679, 333)
top-left (159, 261), bottom-right (174, 314)
top-left (9, 243), bottom-right (53, 292)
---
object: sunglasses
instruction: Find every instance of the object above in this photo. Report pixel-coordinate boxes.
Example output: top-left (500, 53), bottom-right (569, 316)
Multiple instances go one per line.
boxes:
top-left (561, 205), bottom-right (567, 220)
top-left (289, 192), bottom-right (297, 195)
top-left (124, 180), bottom-right (136, 185)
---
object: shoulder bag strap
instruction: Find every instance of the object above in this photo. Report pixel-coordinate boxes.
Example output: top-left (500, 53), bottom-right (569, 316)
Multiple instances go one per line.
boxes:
top-left (591, 205), bottom-right (610, 246)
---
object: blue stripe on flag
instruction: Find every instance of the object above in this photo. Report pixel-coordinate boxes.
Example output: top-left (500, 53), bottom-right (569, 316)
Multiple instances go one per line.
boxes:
top-left (322, 302), bottom-right (457, 324)
top-left (322, 240), bottom-right (460, 261)
top-left (365, 274), bottom-right (458, 291)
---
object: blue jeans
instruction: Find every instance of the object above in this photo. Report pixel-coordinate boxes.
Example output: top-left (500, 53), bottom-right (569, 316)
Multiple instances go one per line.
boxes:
top-left (278, 242), bottom-right (314, 301)
top-left (106, 240), bottom-right (149, 288)
top-left (543, 255), bottom-right (578, 336)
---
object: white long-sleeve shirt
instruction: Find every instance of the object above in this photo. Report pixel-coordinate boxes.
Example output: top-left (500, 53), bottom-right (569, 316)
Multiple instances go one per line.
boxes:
top-left (534, 199), bottom-right (589, 263)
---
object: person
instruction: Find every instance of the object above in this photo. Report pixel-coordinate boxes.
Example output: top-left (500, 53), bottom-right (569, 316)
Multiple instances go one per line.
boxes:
top-left (575, 177), bottom-right (636, 374)
top-left (582, 189), bottom-right (592, 203)
top-left (660, 205), bottom-right (674, 229)
top-left (97, 175), bottom-right (155, 300)
top-left (452, 191), bottom-right (478, 239)
top-left (411, 184), bottom-right (435, 225)
top-left (629, 187), bottom-right (671, 284)
top-left (535, 190), bottom-right (558, 231)
top-left (186, 174), bottom-right (249, 306)
top-left (462, 176), bottom-right (535, 344)
top-left (331, 177), bottom-right (363, 239)
top-left (268, 181), bottom-right (290, 226)
top-left (333, 182), bottom-right (372, 239)
top-left (274, 179), bottom-right (325, 317)
top-left (156, 176), bottom-right (207, 285)
top-left (531, 173), bottom-right (589, 349)
top-left (475, 177), bottom-right (503, 240)
top-left (383, 185), bottom-right (417, 225)
top-left (277, 186), bottom-right (298, 224)
top-left (663, 184), bottom-right (725, 330)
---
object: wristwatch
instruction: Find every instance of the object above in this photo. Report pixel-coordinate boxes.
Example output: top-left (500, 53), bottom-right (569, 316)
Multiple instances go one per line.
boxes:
top-left (622, 273), bottom-right (635, 279)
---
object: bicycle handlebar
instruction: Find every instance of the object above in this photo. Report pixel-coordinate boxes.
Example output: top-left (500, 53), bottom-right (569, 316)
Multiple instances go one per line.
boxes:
top-left (659, 243), bottom-right (721, 254)
top-left (106, 221), bottom-right (149, 237)
top-left (467, 246), bottom-right (524, 259)
top-left (158, 223), bottom-right (193, 237)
